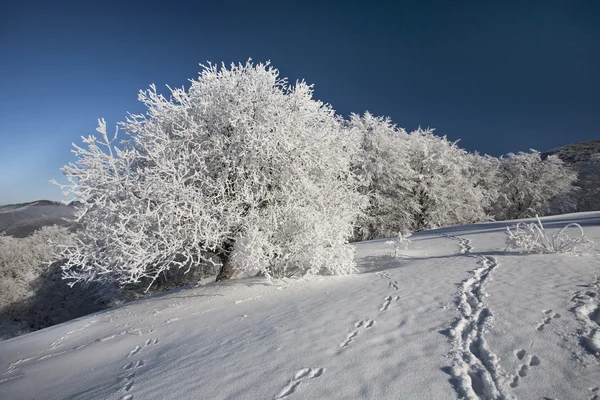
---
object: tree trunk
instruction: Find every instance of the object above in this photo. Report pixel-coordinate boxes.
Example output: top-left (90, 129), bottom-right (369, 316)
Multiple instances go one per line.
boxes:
top-left (216, 258), bottom-right (234, 281)
top-left (215, 239), bottom-right (235, 281)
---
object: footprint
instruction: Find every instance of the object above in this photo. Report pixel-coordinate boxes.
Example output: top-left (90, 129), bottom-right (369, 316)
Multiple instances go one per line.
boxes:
top-left (120, 395), bottom-right (133, 400)
top-left (388, 281), bottom-right (399, 290)
top-left (518, 365), bottom-right (528, 377)
top-left (529, 355), bottom-right (541, 366)
top-left (376, 271), bottom-right (391, 279)
top-left (590, 387), bottom-right (599, 400)
top-left (277, 368), bottom-right (324, 399)
top-left (340, 319), bottom-right (375, 348)
top-left (380, 295), bottom-right (400, 312)
top-left (127, 346), bottom-right (141, 358)
top-left (510, 350), bottom-right (541, 388)
top-left (340, 331), bottom-right (358, 348)
top-left (124, 380), bottom-right (134, 391)
top-left (537, 310), bottom-right (561, 331)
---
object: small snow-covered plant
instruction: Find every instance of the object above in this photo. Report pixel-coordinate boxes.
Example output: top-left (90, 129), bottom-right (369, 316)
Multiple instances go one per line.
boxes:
top-left (385, 231), bottom-right (412, 257)
top-left (505, 216), bottom-right (595, 254)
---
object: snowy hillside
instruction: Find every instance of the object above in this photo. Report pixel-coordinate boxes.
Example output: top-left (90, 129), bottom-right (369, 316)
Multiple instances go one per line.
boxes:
top-left (1, 213), bottom-right (599, 400)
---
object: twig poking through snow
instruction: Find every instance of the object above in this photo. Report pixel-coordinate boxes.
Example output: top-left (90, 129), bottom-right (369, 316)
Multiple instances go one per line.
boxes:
top-left (385, 232), bottom-right (412, 257)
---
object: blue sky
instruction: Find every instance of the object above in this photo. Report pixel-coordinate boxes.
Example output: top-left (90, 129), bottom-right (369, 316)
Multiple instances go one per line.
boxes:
top-left (1, 0), bottom-right (599, 205)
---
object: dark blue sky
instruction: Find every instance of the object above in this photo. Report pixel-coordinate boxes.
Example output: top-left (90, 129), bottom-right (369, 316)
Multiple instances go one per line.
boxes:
top-left (1, 0), bottom-right (599, 204)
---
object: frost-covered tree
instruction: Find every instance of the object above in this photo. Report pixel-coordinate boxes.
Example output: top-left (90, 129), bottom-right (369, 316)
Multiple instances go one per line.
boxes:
top-left (490, 150), bottom-right (577, 220)
top-left (576, 153), bottom-right (600, 212)
top-left (351, 113), bottom-right (488, 236)
top-left (54, 61), bottom-right (364, 289)
top-left (349, 113), bottom-right (417, 240)
top-left (465, 152), bottom-right (501, 214)
top-left (403, 129), bottom-right (488, 231)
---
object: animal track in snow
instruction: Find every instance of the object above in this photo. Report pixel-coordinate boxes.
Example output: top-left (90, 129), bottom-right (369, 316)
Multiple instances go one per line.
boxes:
top-left (589, 386), bottom-right (599, 400)
top-left (388, 281), bottom-right (399, 290)
top-left (536, 310), bottom-right (561, 331)
top-left (126, 337), bottom-right (159, 358)
top-left (127, 346), bottom-right (142, 358)
top-left (509, 350), bottom-right (541, 388)
top-left (119, 340), bottom-right (153, 399)
top-left (276, 367), bottom-right (323, 399)
top-left (571, 279), bottom-right (600, 357)
top-left (380, 295), bottom-right (400, 313)
top-left (340, 319), bottom-right (375, 348)
top-left (47, 320), bottom-right (97, 350)
top-left (376, 271), bottom-right (391, 280)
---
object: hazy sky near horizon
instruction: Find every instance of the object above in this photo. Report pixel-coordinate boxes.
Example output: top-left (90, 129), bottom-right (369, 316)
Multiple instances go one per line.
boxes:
top-left (1, 0), bottom-right (599, 205)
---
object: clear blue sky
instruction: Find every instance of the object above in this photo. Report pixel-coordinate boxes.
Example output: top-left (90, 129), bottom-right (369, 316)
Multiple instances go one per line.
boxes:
top-left (1, 0), bottom-right (599, 205)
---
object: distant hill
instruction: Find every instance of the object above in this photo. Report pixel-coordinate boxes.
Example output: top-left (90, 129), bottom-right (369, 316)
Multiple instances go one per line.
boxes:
top-left (542, 140), bottom-right (600, 165)
top-left (0, 200), bottom-right (77, 238)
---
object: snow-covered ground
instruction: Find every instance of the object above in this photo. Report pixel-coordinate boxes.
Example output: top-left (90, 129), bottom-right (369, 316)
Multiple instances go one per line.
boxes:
top-left (1, 213), bottom-right (599, 400)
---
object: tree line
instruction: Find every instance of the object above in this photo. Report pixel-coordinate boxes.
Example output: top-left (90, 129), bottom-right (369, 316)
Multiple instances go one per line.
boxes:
top-left (53, 61), bottom-right (578, 290)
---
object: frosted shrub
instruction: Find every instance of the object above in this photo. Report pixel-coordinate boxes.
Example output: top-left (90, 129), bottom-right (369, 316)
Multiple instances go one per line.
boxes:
top-left (404, 129), bottom-right (489, 231)
top-left (0, 226), bottom-right (104, 340)
top-left (54, 61), bottom-right (365, 289)
top-left (385, 232), bottom-right (412, 257)
top-left (0, 226), bottom-right (74, 310)
top-left (492, 151), bottom-right (577, 220)
top-left (505, 216), bottom-right (595, 254)
top-left (349, 113), bottom-right (417, 240)
top-left (350, 113), bottom-right (488, 239)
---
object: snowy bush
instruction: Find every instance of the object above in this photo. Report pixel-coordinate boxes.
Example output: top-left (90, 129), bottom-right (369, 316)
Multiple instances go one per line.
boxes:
top-left (349, 113), bottom-right (417, 240)
top-left (54, 61), bottom-right (365, 289)
top-left (505, 216), bottom-right (595, 254)
top-left (0, 226), bottom-right (105, 340)
top-left (403, 128), bottom-right (488, 231)
top-left (491, 151), bottom-right (577, 220)
top-left (385, 232), bottom-right (412, 257)
top-left (350, 112), bottom-right (488, 238)
top-left (0, 226), bottom-right (74, 310)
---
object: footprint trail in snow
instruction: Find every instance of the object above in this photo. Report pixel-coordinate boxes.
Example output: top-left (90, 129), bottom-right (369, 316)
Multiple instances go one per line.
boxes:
top-left (441, 234), bottom-right (513, 400)
top-left (116, 336), bottom-right (159, 400)
top-left (571, 278), bottom-right (600, 358)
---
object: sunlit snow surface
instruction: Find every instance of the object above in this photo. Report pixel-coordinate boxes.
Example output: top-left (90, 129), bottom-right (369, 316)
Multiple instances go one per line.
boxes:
top-left (1, 213), bottom-right (599, 400)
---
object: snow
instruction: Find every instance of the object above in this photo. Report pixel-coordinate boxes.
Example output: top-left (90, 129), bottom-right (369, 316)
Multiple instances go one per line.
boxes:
top-left (1, 212), bottom-right (599, 400)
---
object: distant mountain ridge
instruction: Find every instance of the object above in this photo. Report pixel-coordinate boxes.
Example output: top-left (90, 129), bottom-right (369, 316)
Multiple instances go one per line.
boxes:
top-left (542, 140), bottom-right (600, 165)
top-left (0, 200), bottom-right (77, 238)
